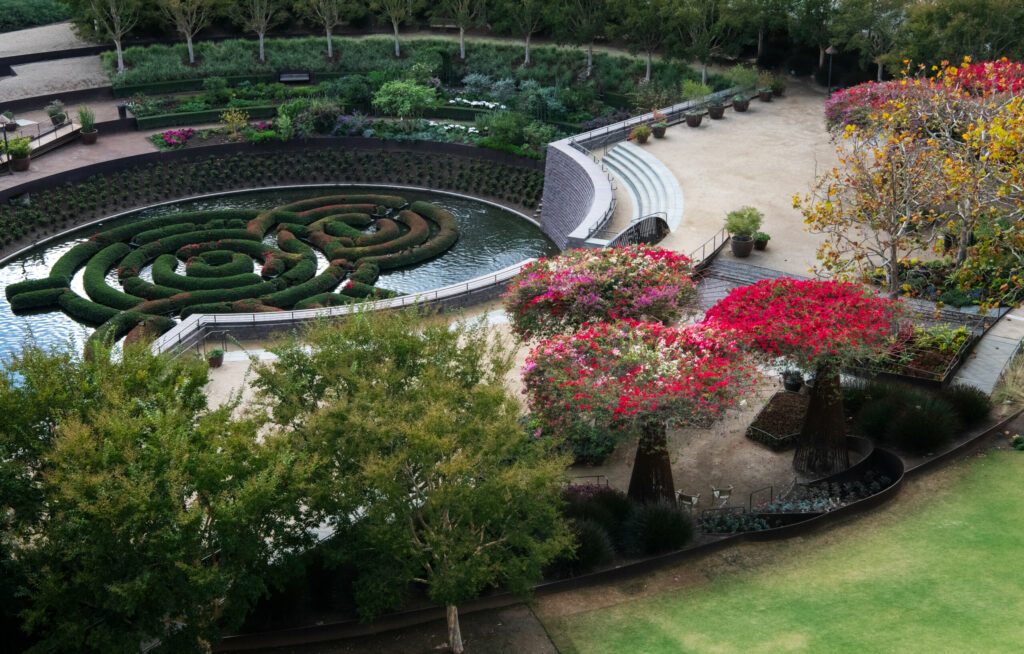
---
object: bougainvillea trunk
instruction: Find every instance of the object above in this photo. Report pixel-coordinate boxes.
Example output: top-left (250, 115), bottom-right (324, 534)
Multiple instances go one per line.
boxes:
top-left (794, 364), bottom-right (849, 475)
top-left (627, 420), bottom-right (676, 503)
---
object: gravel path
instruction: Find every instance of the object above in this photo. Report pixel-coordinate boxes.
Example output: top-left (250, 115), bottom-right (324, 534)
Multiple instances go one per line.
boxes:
top-left (0, 22), bottom-right (90, 57)
top-left (0, 56), bottom-right (108, 103)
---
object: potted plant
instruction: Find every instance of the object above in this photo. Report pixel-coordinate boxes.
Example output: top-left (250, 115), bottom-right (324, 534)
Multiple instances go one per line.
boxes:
top-left (770, 76), bottom-right (786, 97)
top-left (1, 111), bottom-right (16, 132)
top-left (207, 348), bottom-right (225, 368)
top-left (724, 65), bottom-right (758, 112)
top-left (753, 231), bottom-right (771, 250)
top-left (685, 110), bottom-right (703, 127)
top-left (651, 121), bottom-right (668, 138)
top-left (3, 137), bottom-right (32, 171)
top-left (707, 99), bottom-right (726, 119)
top-left (782, 369), bottom-right (804, 392)
top-left (629, 123), bottom-right (652, 144)
top-left (725, 206), bottom-right (763, 258)
top-left (732, 94), bottom-right (750, 112)
top-left (45, 100), bottom-right (67, 126)
top-left (757, 73), bottom-right (774, 102)
top-left (78, 106), bottom-right (98, 145)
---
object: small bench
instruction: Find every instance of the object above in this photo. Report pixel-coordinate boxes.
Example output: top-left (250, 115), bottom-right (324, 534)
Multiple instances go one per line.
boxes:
top-left (279, 70), bottom-right (312, 84)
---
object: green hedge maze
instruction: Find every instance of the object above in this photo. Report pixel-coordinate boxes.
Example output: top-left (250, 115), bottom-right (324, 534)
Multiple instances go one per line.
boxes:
top-left (5, 194), bottom-right (460, 349)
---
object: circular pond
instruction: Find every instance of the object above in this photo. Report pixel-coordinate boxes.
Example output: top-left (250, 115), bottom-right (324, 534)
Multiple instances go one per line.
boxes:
top-left (0, 186), bottom-right (557, 361)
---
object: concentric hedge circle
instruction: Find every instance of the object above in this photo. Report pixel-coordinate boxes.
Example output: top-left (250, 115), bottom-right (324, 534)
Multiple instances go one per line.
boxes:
top-left (5, 194), bottom-right (460, 348)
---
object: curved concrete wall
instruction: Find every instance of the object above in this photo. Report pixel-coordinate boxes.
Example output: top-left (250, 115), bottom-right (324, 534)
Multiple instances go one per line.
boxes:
top-left (539, 140), bottom-right (614, 250)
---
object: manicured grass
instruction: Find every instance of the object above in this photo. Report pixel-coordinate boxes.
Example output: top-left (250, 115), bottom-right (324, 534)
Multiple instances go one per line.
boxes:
top-left (548, 451), bottom-right (1024, 653)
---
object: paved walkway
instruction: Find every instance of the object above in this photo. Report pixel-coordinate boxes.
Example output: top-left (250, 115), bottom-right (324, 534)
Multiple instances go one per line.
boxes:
top-left (953, 307), bottom-right (1024, 394)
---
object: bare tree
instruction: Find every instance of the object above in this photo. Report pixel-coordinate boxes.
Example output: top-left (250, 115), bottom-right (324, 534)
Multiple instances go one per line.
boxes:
top-left (370, 0), bottom-right (415, 58)
top-left (88, 0), bottom-right (140, 74)
top-left (162, 0), bottom-right (214, 65)
top-left (297, 0), bottom-right (361, 59)
top-left (233, 0), bottom-right (282, 63)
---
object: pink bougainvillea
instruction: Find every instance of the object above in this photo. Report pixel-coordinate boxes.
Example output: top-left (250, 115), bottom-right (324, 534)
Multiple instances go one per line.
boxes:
top-left (504, 245), bottom-right (696, 339)
top-left (702, 278), bottom-right (898, 368)
top-left (523, 320), bottom-right (753, 463)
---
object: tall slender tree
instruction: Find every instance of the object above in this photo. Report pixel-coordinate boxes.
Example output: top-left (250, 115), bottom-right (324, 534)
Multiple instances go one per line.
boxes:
top-left (617, 0), bottom-right (672, 82)
top-left (833, 0), bottom-right (907, 81)
top-left (495, 0), bottom-right (546, 66)
top-left (678, 0), bottom-right (735, 85)
top-left (87, 0), bottom-right (140, 73)
top-left (370, 0), bottom-right (415, 58)
top-left (435, 0), bottom-right (486, 60)
top-left (233, 0), bottom-right (283, 63)
top-left (791, 0), bottom-right (838, 70)
top-left (297, 0), bottom-right (361, 60)
top-left (557, 0), bottom-right (609, 79)
top-left (161, 0), bottom-right (214, 65)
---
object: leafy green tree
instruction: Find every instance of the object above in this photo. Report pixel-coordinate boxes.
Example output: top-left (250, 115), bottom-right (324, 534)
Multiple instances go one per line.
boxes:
top-left (897, 0), bottom-right (1024, 66)
top-left (676, 0), bottom-right (737, 85)
top-left (555, 0), bottom-right (609, 78)
top-left (791, 0), bottom-right (837, 70)
top-left (434, 0), bottom-right (487, 60)
top-left (832, 0), bottom-right (907, 81)
top-left (2, 344), bottom-right (310, 653)
top-left (370, 0), bottom-right (417, 57)
top-left (732, 0), bottom-right (792, 58)
top-left (494, 0), bottom-right (547, 66)
top-left (616, 0), bottom-right (674, 82)
top-left (296, 0), bottom-right (362, 59)
top-left (372, 79), bottom-right (437, 118)
top-left (251, 312), bottom-right (572, 654)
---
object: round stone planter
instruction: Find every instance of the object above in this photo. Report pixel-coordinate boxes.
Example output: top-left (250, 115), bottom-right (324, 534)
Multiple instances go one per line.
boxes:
top-left (708, 105), bottom-right (726, 120)
top-left (81, 130), bottom-right (98, 145)
top-left (731, 235), bottom-right (754, 257)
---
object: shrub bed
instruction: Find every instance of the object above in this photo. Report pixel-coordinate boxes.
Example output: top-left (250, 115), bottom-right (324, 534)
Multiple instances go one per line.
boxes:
top-left (745, 392), bottom-right (809, 451)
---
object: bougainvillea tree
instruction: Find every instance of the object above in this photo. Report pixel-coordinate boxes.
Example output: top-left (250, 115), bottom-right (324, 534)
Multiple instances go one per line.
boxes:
top-left (504, 245), bottom-right (696, 339)
top-left (524, 320), bottom-right (753, 503)
top-left (704, 279), bottom-right (898, 474)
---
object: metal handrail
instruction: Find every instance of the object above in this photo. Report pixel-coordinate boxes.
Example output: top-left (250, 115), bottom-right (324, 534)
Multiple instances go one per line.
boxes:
top-left (689, 227), bottom-right (730, 267)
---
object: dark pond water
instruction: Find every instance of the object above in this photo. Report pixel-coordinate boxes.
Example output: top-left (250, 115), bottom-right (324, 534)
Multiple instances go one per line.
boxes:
top-left (0, 186), bottom-right (556, 362)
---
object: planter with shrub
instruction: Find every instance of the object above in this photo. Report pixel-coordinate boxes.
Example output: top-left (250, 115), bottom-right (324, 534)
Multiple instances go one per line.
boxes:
top-left (45, 100), bottom-right (66, 126)
top-left (685, 111), bottom-right (703, 127)
top-left (651, 122), bottom-right (668, 138)
top-left (3, 136), bottom-right (32, 171)
top-left (1, 111), bottom-right (16, 132)
top-left (629, 123), bottom-right (652, 144)
top-left (207, 348), bottom-right (225, 368)
top-left (78, 107), bottom-right (98, 145)
top-left (725, 206), bottom-right (763, 258)
top-left (753, 231), bottom-right (770, 250)
top-left (708, 101), bottom-right (726, 119)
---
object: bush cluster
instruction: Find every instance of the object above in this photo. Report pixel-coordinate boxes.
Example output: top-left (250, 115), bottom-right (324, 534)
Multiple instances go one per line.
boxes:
top-left (0, 0), bottom-right (69, 34)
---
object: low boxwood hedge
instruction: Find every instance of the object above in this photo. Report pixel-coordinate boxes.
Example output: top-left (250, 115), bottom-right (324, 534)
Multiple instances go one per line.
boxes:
top-left (58, 291), bottom-right (121, 326)
top-left (152, 253), bottom-right (263, 291)
top-left (186, 251), bottom-right (255, 277)
top-left (5, 276), bottom-right (67, 301)
top-left (9, 287), bottom-right (68, 313)
top-left (83, 243), bottom-right (144, 310)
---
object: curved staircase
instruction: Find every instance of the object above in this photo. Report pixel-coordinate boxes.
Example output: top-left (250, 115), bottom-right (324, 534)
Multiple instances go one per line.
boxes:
top-left (601, 142), bottom-right (684, 231)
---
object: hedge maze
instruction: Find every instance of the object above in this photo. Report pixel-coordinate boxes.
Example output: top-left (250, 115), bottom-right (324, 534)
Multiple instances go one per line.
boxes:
top-left (5, 194), bottom-right (460, 348)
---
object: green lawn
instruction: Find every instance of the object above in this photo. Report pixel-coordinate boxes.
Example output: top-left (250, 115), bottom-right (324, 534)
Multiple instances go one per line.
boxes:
top-left (547, 451), bottom-right (1024, 654)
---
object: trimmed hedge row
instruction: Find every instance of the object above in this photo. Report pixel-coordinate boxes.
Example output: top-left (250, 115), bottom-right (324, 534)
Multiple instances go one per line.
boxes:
top-left (5, 276), bottom-right (66, 301)
top-left (83, 243), bottom-right (144, 310)
top-left (152, 254), bottom-right (263, 291)
top-left (186, 251), bottom-right (255, 277)
top-left (9, 287), bottom-right (68, 313)
top-left (58, 291), bottom-right (121, 326)
top-left (262, 265), bottom-right (347, 309)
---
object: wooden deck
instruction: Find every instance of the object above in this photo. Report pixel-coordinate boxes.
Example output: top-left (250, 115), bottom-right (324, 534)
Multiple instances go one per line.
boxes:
top-left (1, 122), bottom-right (81, 165)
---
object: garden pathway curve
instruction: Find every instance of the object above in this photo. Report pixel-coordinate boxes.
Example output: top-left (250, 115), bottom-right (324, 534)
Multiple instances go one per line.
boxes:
top-left (953, 307), bottom-right (1024, 394)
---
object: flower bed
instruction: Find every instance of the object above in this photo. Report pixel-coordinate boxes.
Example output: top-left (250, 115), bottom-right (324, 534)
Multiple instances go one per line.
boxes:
top-left (875, 323), bottom-right (976, 385)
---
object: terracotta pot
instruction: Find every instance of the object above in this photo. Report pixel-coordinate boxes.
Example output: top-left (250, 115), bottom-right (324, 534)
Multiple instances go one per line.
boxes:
top-left (652, 125), bottom-right (667, 138)
top-left (733, 98), bottom-right (750, 112)
top-left (758, 90), bottom-right (773, 102)
top-left (730, 236), bottom-right (754, 258)
top-left (685, 114), bottom-right (703, 128)
top-left (81, 130), bottom-right (98, 145)
top-left (754, 240), bottom-right (768, 251)
top-left (708, 105), bottom-right (725, 119)
top-left (11, 156), bottom-right (29, 172)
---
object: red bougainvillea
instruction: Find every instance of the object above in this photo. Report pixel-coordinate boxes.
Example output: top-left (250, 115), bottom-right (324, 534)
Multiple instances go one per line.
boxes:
top-left (504, 245), bottom-right (696, 339)
top-left (702, 278), bottom-right (898, 368)
top-left (523, 320), bottom-right (753, 464)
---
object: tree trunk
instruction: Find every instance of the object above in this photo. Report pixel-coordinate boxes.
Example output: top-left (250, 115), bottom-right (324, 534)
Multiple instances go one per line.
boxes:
top-left (585, 42), bottom-right (594, 78)
top-left (645, 51), bottom-right (652, 82)
top-left (793, 364), bottom-right (849, 475)
top-left (447, 605), bottom-right (464, 654)
top-left (115, 38), bottom-right (125, 73)
top-left (326, 26), bottom-right (333, 59)
top-left (757, 28), bottom-right (765, 58)
top-left (258, 31), bottom-right (266, 63)
top-left (819, 45), bottom-right (826, 70)
top-left (186, 35), bottom-right (195, 65)
top-left (627, 420), bottom-right (676, 504)
top-left (459, 26), bottom-right (466, 60)
top-left (523, 33), bottom-right (531, 66)
top-left (957, 222), bottom-right (971, 265)
top-left (701, 62), bottom-right (708, 86)
top-left (393, 20), bottom-right (401, 57)
top-left (889, 241), bottom-right (899, 296)
top-left (877, 60), bottom-right (884, 82)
